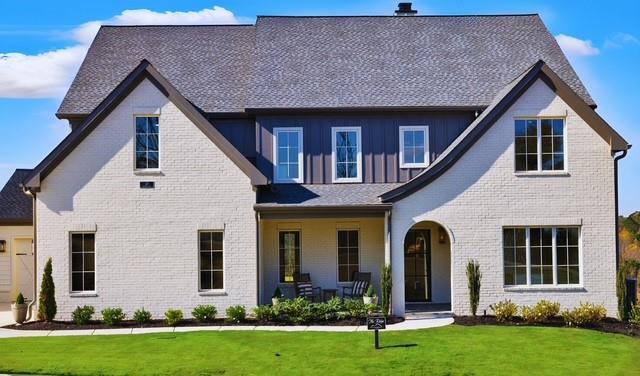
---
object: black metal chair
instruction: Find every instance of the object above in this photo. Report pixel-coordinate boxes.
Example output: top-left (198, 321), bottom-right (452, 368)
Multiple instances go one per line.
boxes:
top-left (294, 273), bottom-right (322, 302)
top-left (342, 272), bottom-right (371, 299)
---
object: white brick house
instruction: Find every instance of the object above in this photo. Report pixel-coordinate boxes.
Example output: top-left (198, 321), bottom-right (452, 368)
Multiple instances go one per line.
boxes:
top-left (16, 11), bottom-right (630, 319)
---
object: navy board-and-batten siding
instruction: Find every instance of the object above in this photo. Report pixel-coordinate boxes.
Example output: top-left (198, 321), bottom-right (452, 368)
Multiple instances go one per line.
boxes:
top-left (255, 112), bottom-right (475, 184)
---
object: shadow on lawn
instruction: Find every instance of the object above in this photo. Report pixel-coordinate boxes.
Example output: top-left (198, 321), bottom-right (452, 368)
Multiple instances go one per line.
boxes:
top-left (379, 343), bottom-right (418, 349)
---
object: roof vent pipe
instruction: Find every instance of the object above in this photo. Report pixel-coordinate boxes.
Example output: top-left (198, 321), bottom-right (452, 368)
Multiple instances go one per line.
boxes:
top-left (395, 2), bottom-right (418, 16)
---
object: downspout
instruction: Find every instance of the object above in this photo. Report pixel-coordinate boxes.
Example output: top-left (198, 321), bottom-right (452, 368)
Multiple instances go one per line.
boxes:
top-left (25, 191), bottom-right (37, 321)
top-left (614, 149), bottom-right (629, 270)
top-left (256, 211), bottom-right (261, 306)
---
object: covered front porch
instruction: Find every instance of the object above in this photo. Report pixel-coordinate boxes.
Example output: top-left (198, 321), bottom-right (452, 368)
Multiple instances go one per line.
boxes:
top-left (255, 184), bottom-right (453, 315)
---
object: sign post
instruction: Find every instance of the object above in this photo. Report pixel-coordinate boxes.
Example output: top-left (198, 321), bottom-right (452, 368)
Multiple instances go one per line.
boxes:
top-left (367, 313), bottom-right (386, 349)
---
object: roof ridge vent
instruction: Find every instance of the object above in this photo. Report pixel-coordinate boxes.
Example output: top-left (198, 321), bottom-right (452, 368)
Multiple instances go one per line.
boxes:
top-left (395, 2), bottom-right (418, 16)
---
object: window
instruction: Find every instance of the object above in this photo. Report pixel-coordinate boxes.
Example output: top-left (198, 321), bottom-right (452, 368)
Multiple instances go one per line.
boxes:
top-left (503, 227), bottom-right (581, 286)
top-left (399, 126), bottom-right (429, 168)
top-left (332, 127), bottom-right (362, 182)
top-left (337, 230), bottom-right (359, 282)
top-left (503, 228), bottom-right (527, 285)
top-left (199, 231), bottom-right (223, 290)
top-left (135, 116), bottom-right (160, 170)
top-left (279, 231), bottom-right (300, 283)
top-left (273, 128), bottom-right (303, 183)
top-left (71, 233), bottom-right (95, 292)
top-left (515, 118), bottom-right (565, 172)
top-left (556, 227), bottom-right (580, 284)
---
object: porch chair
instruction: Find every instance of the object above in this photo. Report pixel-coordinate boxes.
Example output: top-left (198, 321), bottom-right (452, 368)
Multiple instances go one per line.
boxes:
top-left (294, 273), bottom-right (322, 302)
top-left (342, 272), bottom-right (371, 299)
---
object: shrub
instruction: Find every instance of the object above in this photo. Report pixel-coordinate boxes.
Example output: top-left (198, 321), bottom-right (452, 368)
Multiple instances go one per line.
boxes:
top-left (37, 258), bottom-right (57, 321)
top-left (165, 309), bottom-right (183, 327)
top-left (491, 300), bottom-right (517, 322)
top-left (466, 260), bottom-right (482, 316)
top-left (226, 305), bottom-right (247, 323)
top-left (72, 305), bottom-right (95, 325)
top-left (133, 308), bottom-right (152, 325)
top-left (253, 305), bottom-right (276, 322)
top-left (562, 303), bottom-right (607, 327)
top-left (101, 307), bottom-right (126, 326)
top-left (520, 300), bottom-right (561, 323)
top-left (192, 305), bottom-right (217, 323)
top-left (344, 298), bottom-right (369, 319)
top-left (630, 304), bottom-right (640, 326)
top-left (381, 264), bottom-right (392, 317)
top-left (273, 297), bottom-right (313, 324)
top-left (15, 292), bottom-right (25, 305)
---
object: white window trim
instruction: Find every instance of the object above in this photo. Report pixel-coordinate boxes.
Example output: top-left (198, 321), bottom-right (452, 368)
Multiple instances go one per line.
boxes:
top-left (399, 125), bottom-right (430, 168)
top-left (502, 226), bottom-right (582, 289)
top-left (273, 127), bottom-right (304, 184)
top-left (198, 230), bottom-right (225, 293)
top-left (331, 126), bottom-right (362, 183)
top-left (133, 114), bottom-right (161, 173)
top-left (278, 229), bottom-right (302, 285)
top-left (69, 232), bottom-right (97, 295)
top-left (514, 117), bottom-right (567, 174)
top-left (336, 228), bottom-right (361, 284)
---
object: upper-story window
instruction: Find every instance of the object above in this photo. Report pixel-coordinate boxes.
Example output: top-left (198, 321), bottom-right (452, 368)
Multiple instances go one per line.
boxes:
top-left (135, 116), bottom-right (160, 170)
top-left (273, 127), bottom-right (304, 183)
top-left (332, 127), bottom-right (362, 183)
top-left (399, 126), bottom-right (429, 168)
top-left (514, 118), bottom-right (565, 172)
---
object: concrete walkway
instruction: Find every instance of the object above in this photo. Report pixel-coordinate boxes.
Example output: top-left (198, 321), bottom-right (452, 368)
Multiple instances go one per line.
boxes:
top-left (0, 317), bottom-right (453, 338)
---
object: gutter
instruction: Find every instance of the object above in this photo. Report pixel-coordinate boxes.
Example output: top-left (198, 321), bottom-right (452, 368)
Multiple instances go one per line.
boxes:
top-left (23, 189), bottom-right (37, 321)
top-left (614, 148), bottom-right (630, 270)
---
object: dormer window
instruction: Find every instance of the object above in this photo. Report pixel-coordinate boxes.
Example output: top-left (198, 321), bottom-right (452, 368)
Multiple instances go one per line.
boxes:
top-left (332, 127), bottom-right (362, 183)
top-left (515, 118), bottom-right (565, 172)
top-left (135, 116), bottom-right (160, 170)
top-left (273, 127), bottom-right (303, 183)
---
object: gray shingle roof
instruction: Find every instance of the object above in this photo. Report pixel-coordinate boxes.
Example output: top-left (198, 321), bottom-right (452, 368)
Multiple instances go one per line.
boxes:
top-left (248, 15), bottom-right (592, 109)
top-left (58, 25), bottom-right (255, 115)
top-left (256, 183), bottom-right (402, 207)
top-left (0, 169), bottom-right (32, 224)
top-left (58, 14), bottom-right (594, 115)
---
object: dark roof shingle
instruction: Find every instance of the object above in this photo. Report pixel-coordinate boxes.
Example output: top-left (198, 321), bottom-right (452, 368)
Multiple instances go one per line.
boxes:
top-left (58, 15), bottom-right (594, 115)
top-left (58, 25), bottom-right (255, 115)
top-left (0, 169), bottom-right (32, 224)
top-left (257, 183), bottom-right (402, 207)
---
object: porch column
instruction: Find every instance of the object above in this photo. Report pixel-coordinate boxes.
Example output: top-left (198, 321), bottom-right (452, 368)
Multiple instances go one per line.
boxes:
top-left (384, 210), bottom-right (391, 265)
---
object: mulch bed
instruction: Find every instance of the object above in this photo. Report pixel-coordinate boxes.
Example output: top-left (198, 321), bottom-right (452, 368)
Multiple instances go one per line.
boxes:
top-left (454, 315), bottom-right (640, 337)
top-left (3, 316), bottom-right (403, 331)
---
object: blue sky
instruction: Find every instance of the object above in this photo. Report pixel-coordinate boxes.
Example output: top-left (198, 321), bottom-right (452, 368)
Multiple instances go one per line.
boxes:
top-left (0, 0), bottom-right (638, 214)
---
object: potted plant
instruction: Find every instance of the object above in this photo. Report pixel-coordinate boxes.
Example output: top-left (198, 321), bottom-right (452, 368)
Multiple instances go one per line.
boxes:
top-left (363, 285), bottom-right (378, 305)
top-left (272, 287), bottom-right (283, 306)
top-left (11, 292), bottom-right (29, 324)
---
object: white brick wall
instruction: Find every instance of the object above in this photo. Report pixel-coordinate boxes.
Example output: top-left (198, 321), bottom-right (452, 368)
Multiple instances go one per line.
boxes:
top-left (392, 79), bottom-right (617, 316)
top-left (36, 79), bottom-right (257, 320)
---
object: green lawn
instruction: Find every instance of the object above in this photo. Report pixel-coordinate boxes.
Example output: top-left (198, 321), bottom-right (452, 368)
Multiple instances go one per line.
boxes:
top-left (0, 325), bottom-right (638, 375)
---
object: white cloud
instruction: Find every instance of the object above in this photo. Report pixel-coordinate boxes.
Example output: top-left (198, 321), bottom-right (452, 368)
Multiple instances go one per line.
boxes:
top-left (555, 34), bottom-right (600, 57)
top-left (604, 32), bottom-right (640, 49)
top-left (0, 6), bottom-right (238, 98)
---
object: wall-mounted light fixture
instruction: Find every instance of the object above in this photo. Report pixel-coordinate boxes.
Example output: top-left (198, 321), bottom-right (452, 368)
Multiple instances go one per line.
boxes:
top-left (0, 240), bottom-right (6, 252)
top-left (438, 226), bottom-right (447, 244)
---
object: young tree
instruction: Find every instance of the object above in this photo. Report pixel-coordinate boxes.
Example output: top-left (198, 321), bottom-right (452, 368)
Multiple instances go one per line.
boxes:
top-left (466, 260), bottom-right (482, 316)
top-left (381, 264), bottom-right (392, 317)
top-left (37, 257), bottom-right (57, 321)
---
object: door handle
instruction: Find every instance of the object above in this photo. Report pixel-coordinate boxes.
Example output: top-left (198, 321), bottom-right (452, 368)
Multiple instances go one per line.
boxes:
top-left (16, 253), bottom-right (27, 256)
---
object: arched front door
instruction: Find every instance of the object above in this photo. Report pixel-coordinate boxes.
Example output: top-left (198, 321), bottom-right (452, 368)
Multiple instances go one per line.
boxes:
top-left (404, 229), bottom-right (431, 302)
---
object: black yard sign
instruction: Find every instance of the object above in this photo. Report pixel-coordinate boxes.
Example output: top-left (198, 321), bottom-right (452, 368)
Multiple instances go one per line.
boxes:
top-left (367, 314), bottom-right (386, 349)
